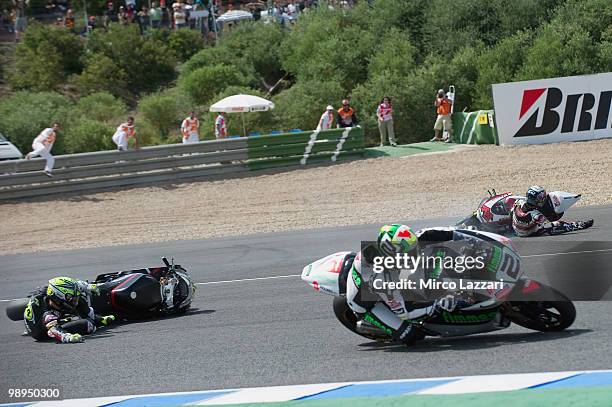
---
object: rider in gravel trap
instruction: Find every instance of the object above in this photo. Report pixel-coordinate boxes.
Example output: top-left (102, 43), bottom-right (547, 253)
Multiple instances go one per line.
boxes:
top-left (512, 185), bottom-right (594, 237)
top-left (23, 277), bottom-right (115, 343)
top-left (346, 224), bottom-right (512, 345)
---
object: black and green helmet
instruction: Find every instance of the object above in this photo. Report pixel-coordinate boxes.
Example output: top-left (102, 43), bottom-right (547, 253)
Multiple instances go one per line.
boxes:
top-left (46, 277), bottom-right (80, 311)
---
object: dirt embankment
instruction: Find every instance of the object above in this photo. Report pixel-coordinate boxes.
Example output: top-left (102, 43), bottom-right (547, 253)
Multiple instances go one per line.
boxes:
top-left (2, 139), bottom-right (611, 254)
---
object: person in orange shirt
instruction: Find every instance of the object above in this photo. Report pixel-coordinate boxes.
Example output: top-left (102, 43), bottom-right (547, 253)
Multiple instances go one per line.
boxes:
top-left (180, 111), bottom-right (200, 144)
top-left (432, 89), bottom-right (453, 142)
top-left (112, 116), bottom-right (139, 151)
top-left (25, 122), bottom-right (60, 177)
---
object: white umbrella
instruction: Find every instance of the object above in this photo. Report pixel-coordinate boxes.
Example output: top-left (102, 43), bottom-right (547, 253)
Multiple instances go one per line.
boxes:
top-left (209, 94), bottom-right (275, 136)
top-left (216, 10), bottom-right (254, 23)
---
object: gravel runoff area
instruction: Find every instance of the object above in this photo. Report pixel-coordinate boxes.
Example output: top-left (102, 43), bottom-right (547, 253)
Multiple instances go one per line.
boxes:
top-left (2, 139), bottom-right (611, 255)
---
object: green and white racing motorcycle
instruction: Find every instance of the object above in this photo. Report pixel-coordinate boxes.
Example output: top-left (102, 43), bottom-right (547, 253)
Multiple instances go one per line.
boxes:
top-left (301, 229), bottom-right (576, 343)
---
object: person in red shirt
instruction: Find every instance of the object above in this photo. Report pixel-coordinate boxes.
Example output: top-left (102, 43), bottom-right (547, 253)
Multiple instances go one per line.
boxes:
top-left (432, 89), bottom-right (453, 142)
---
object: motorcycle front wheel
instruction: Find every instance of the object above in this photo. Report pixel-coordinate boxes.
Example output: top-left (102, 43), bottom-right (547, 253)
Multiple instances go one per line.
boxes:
top-left (503, 285), bottom-right (576, 332)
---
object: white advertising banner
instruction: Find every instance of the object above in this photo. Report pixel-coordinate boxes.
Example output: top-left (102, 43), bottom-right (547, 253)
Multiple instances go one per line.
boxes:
top-left (492, 73), bottom-right (612, 145)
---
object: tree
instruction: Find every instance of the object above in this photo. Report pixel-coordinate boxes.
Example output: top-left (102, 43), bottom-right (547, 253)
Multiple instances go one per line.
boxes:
top-left (9, 23), bottom-right (84, 91)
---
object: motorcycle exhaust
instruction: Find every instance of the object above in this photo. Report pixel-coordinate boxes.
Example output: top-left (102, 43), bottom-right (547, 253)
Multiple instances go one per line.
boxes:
top-left (356, 320), bottom-right (388, 336)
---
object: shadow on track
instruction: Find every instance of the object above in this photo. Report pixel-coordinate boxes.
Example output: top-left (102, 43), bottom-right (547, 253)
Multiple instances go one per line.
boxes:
top-left (357, 329), bottom-right (592, 353)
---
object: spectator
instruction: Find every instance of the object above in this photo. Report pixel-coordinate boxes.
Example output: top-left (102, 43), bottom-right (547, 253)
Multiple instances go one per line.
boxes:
top-left (13, 0), bottom-right (28, 42)
top-left (173, 2), bottom-right (186, 29)
top-left (137, 6), bottom-right (150, 33)
top-left (126, 4), bottom-right (136, 23)
top-left (149, 2), bottom-right (162, 28)
top-left (432, 88), bottom-right (453, 142)
top-left (104, 2), bottom-right (118, 27)
top-left (125, 0), bottom-right (136, 12)
top-left (87, 15), bottom-right (97, 32)
top-left (316, 105), bottom-right (335, 131)
top-left (180, 111), bottom-right (200, 144)
top-left (25, 122), bottom-right (60, 178)
top-left (376, 96), bottom-right (397, 147)
top-left (214, 112), bottom-right (227, 139)
top-left (64, 9), bottom-right (75, 33)
top-left (336, 99), bottom-right (358, 128)
top-left (286, 0), bottom-right (298, 23)
top-left (112, 117), bottom-right (139, 151)
top-left (118, 6), bottom-right (129, 24)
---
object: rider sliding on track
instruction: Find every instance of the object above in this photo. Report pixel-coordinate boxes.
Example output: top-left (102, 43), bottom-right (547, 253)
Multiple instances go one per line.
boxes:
top-left (346, 224), bottom-right (510, 345)
top-left (23, 277), bottom-right (115, 343)
top-left (512, 186), bottom-right (594, 237)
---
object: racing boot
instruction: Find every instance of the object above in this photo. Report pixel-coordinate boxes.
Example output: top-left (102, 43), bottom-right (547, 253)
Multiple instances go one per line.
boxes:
top-left (95, 314), bottom-right (116, 327)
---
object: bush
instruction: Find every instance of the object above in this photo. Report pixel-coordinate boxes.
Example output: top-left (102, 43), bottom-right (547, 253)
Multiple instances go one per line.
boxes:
top-left (272, 80), bottom-right (346, 132)
top-left (472, 31), bottom-right (534, 108)
top-left (73, 55), bottom-right (129, 99)
top-left (87, 24), bottom-right (176, 94)
top-left (178, 64), bottom-right (248, 105)
top-left (279, 7), bottom-right (374, 91)
top-left (9, 24), bottom-right (84, 91)
top-left (181, 22), bottom-right (284, 89)
top-left (63, 119), bottom-right (115, 154)
top-left (138, 92), bottom-right (180, 138)
top-left (0, 92), bottom-right (72, 154)
top-left (166, 29), bottom-right (206, 62)
top-left (367, 28), bottom-right (417, 78)
top-left (71, 92), bottom-right (127, 123)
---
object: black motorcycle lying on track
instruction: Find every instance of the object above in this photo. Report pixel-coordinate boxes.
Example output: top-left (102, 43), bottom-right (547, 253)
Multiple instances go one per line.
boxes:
top-left (6, 257), bottom-right (196, 322)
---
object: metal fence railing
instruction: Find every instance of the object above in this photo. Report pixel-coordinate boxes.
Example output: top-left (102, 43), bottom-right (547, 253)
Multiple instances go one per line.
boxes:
top-left (0, 127), bottom-right (365, 200)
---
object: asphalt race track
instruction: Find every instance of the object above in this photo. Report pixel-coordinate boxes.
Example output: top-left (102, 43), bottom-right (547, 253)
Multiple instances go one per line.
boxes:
top-left (0, 205), bottom-right (611, 402)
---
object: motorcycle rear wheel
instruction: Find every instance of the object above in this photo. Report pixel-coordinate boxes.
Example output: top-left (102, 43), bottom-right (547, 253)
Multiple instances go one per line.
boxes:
top-left (6, 298), bottom-right (29, 321)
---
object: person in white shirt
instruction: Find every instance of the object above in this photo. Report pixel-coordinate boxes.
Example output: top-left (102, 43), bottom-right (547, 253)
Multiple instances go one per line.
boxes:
top-left (25, 122), bottom-right (59, 177)
top-left (180, 111), bottom-right (200, 144)
top-left (112, 116), bottom-right (138, 151)
top-left (215, 113), bottom-right (227, 139)
top-left (316, 105), bottom-right (334, 131)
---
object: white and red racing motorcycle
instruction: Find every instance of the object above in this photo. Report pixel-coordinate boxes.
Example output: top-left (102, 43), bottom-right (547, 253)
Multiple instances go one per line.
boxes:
top-left (456, 189), bottom-right (583, 233)
top-left (302, 229), bottom-right (576, 344)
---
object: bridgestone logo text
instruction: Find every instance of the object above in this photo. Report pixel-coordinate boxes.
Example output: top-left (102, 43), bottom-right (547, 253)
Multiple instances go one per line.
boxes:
top-left (515, 87), bottom-right (612, 137)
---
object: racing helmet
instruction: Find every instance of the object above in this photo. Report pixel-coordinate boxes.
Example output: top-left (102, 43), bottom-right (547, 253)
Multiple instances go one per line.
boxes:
top-left (377, 224), bottom-right (419, 257)
top-left (46, 277), bottom-right (81, 311)
top-left (526, 185), bottom-right (547, 207)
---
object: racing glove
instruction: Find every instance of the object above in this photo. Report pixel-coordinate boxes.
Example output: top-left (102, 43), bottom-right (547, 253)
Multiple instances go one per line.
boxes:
top-left (76, 281), bottom-right (100, 296)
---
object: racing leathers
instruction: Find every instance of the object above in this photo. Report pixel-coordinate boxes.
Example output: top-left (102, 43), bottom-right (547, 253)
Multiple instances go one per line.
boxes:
top-left (24, 282), bottom-right (111, 343)
top-left (346, 228), bottom-right (507, 344)
top-left (512, 199), bottom-right (593, 237)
